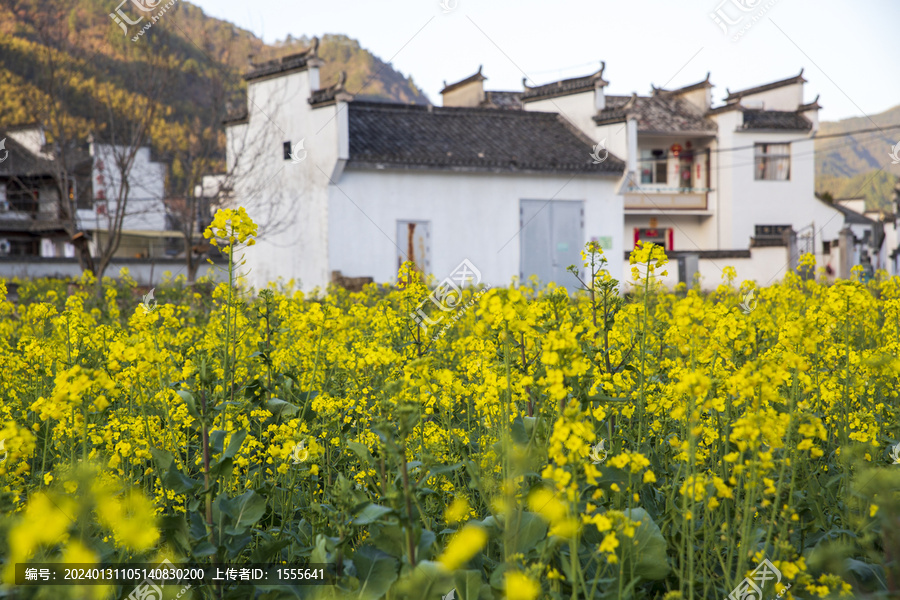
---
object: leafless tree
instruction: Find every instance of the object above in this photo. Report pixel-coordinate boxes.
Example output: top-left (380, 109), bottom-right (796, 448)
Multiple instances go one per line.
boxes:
top-left (28, 15), bottom-right (170, 280)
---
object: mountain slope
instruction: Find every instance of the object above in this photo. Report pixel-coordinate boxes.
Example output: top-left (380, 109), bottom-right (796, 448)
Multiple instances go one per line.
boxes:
top-left (815, 104), bottom-right (900, 210)
top-left (0, 1), bottom-right (429, 152)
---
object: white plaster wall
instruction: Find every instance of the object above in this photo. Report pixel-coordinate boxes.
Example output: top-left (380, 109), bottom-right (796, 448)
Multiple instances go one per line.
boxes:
top-left (330, 169), bottom-right (623, 287)
top-left (728, 131), bottom-right (838, 256)
top-left (709, 111), bottom-right (741, 249)
top-left (227, 68), bottom-right (340, 292)
top-left (882, 222), bottom-right (897, 275)
top-left (738, 83), bottom-right (803, 111)
top-left (79, 144), bottom-right (166, 232)
top-left (592, 122), bottom-right (629, 163)
top-left (620, 246), bottom-right (791, 292)
top-left (523, 92), bottom-right (599, 142)
top-left (442, 83), bottom-right (484, 107)
top-left (6, 128), bottom-right (51, 158)
top-left (676, 88), bottom-right (710, 113)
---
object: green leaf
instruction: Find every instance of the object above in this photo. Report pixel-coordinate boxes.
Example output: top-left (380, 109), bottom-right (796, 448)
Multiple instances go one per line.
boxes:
top-left (352, 546), bottom-right (399, 600)
top-left (347, 441), bottom-right (374, 466)
top-left (508, 512), bottom-right (548, 555)
top-left (191, 541), bottom-right (217, 558)
top-left (267, 397), bottom-right (300, 417)
top-left (353, 504), bottom-right (395, 525)
top-left (150, 448), bottom-right (175, 472)
top-left (151, 448), bottom-right (199, 494)
top-left (176, 390), bottom-right (201, 420)
top-left (623, 508), bottom-right (669, 581)
top-left (222, 429), bottom-right (248, 459)
top-left (311, 534), bottom-right (330, 565)
top-left (163, 467), bottom-right (200, 494)
top-left (427, 462), bottom-right (464, 478)
top-left (416, 530), bottom-right (436, 563)
top-left (209, 430), bottom-right (226, 456)
top-left (250, 538), bottom-right (292, 563)
top-left (510, 417), bottom-right (529, 444)
top-left (158, 514), bottom-right (190, 555)
top-left (221, 490), bottom-right (268, 530)
top-left (208, 457), bottom-right (234, 479)
top-left (453, 570), bottom-right (492, 600)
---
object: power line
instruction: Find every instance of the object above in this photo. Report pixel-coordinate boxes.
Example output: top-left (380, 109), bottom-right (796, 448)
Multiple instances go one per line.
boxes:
top-left (630, 123), bottom-right (900, 163)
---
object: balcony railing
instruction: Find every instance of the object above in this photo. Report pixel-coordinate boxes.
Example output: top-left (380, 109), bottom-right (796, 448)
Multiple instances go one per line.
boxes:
top-left (623, 186), bottom-right (710, 211)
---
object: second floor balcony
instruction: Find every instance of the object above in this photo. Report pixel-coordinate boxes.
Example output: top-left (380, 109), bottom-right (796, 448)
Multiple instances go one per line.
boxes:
top-left (623, 185), bottom-right (711, 213)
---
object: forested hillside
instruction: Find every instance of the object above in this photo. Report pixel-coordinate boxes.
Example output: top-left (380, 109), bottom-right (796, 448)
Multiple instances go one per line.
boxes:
top-left (815, 104), bottom-right (900, 211)
top-left (0, 0), bottom-right (429, 180)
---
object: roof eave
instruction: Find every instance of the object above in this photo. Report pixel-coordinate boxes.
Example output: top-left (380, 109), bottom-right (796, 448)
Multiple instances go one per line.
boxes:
top-left (344, 160), bottom-right (623, 176)
top-left (522, 86), bottom-right (597, 103)
top-left (637, 129), bottom-right (717, 137)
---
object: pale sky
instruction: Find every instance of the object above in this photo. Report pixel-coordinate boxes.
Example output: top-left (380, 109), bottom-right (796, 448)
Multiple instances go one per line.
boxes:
top-left (186, 0), bottom-right (898, 123)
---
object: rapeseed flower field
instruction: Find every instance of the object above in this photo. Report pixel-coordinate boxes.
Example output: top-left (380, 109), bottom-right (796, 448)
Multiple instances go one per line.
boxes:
top-left (1, 208), bottom-right (898, 599)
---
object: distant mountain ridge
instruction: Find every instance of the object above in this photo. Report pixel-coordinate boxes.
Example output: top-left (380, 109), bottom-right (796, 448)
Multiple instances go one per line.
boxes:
top-left (0, 1), bottom-right (429, 150)
top-left (815, 104), bottom-right (900, 211)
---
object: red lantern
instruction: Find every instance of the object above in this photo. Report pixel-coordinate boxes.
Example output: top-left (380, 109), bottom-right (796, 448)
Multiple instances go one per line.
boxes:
top-left (670, 143), bottom-right (682, 157)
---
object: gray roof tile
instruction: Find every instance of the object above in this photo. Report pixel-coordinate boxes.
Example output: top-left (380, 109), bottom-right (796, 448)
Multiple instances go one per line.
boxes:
top-left (347, 102), bottom-right (624, 174)
top-left (594, 94), bottom-right (717, 134)
top-left (740, 109), bottom-right (812, 131)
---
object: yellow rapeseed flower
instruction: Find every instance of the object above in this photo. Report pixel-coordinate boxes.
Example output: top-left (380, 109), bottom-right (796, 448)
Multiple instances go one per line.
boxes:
top-left (437, 525), bottom-right (488, 571)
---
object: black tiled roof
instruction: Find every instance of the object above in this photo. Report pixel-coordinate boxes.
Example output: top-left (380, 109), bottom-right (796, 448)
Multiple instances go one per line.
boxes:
top-left (594, 94), bottom-right (717, 134)
top-left (740, 109), bottom-right (812, 131)
top-left (0, 131), bottom-right (59, 177)
top-left (245, 38), bottom-right (320, 82)
top-left (309, 72), bottom-right (349, 106)
top-left (797, 95), bottom-right (822, 112)
top-left (480, 91), bottom-right (523, 110)
top-left (346, 102), bottom-right (624, 174)
top-left (223, 106), bottom-right (249, 125)
top-left (831, 201), bottom-right (876, 225)
top-left (724, 69), bottom-right (806, 102)
top-left (652, 73), bottom-right (712, 96)
top-left (522, 66), bottom-right (608, 102)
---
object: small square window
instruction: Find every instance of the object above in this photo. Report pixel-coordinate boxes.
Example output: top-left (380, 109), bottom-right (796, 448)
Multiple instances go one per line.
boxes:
top-left (283, 142), bottom-right (292, 161)
top-left (754, 143), bottom-right (791, 180)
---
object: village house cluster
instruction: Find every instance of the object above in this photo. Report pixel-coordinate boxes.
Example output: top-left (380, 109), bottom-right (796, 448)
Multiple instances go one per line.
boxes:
top-left (2, 40), bottom-right (897, 290)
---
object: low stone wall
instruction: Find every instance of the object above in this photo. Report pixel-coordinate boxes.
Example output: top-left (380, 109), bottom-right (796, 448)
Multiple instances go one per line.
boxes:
top-left (0, 257), bottom-right (226, 285)
top-left (621, 246), bottom-right (792, 292)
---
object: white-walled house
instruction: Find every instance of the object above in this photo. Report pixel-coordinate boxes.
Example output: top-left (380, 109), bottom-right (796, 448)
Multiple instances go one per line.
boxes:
top-left (225, 44), bottom-right (876, 292)
top-left (76, 140), bottom-right (172, 260)
top-left (0, 125), bottom-right (215, 284)
top-left (516, 67), bottom-right (853, 288)
top-left (224, 42), bottom-right (625, 292)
